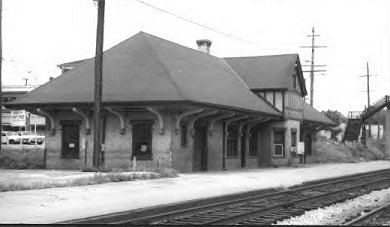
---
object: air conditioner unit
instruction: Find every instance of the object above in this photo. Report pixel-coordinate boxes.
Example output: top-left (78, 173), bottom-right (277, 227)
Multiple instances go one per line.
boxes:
top-left (274, 144), bottom-right (283, 156)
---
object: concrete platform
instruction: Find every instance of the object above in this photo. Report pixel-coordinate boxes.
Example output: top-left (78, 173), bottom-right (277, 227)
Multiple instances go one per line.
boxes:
top-left (1, 161), bottom-right (390, 224)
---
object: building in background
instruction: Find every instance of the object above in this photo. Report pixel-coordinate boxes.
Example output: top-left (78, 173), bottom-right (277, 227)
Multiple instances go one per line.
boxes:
top-left (2, 85), bottom-right (46, 135)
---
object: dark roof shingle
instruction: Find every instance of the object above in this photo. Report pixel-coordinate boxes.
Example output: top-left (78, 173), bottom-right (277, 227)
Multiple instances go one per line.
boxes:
top-left (7, 32), bottom-right (281, 116)
top-left (224, 54), bottom-right (307, 95)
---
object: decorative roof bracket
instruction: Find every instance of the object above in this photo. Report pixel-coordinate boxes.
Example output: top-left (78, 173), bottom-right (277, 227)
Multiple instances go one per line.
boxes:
top-left (225, 115), bottom-right (250, 134)
top-left (175, 108), bottom-right (204, 134)
top-left (207, 113), bottom-right (235, 136)
top-left (238, 117), bottom-right (267, 136)
top-left (189, 110), bottom-right (218, 136)
top-left (245, 117), bottom-right (270, 136)
top-left (147, 106), bottom-right (164, 134)
top-left (72, 107), bottom-right (91, 135)
top-left (37, 108), bottom-right (55, 135)
top-left (106, 107), bottom-right (126, 135)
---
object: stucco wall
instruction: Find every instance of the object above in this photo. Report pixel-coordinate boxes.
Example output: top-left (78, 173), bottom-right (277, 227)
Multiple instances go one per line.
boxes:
top-left (269, 119), bottom-right (301, 166)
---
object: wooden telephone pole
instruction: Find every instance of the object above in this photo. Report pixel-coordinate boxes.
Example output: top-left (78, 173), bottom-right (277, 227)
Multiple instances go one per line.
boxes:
top-left (93, 0), bottom-right (105, 168)
top-left (0, 0), bottom-right (2, 152)
top-left (300, 27), bottom-right (327, 107)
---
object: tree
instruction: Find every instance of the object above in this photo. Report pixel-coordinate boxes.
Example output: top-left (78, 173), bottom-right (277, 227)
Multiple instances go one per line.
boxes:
top-left (321, 110), bottom-right (347, 125)
top-left (321, 110), bottom-right (346, 141)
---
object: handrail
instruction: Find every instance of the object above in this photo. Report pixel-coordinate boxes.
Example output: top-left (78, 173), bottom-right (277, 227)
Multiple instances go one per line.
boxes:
top-left (347, 111), bottom-right (362, 119)
top-left (361, 95), bottom-right (390, 120)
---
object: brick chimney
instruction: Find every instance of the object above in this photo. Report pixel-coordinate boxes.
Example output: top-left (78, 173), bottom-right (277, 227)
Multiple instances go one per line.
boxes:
top-left (196, 39), bottom-right (212, 54)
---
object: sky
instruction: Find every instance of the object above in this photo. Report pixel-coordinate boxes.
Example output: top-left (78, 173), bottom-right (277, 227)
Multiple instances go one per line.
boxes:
top-left (2, 0), bottom-right (390, 115)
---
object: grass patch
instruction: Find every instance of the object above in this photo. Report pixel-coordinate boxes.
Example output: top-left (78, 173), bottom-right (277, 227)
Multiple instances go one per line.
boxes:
top-left (0, 145), bottom-right (44, 169)
top-left (0, 167), bottom-right (179, 192)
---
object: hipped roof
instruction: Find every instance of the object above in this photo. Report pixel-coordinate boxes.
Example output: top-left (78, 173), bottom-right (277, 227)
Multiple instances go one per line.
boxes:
top-left (303, 102), bottom-right (337, 126)
top-left (224, 54), bottom-right (307, 95)
top-left (7, 32), bottom-right (281, 116)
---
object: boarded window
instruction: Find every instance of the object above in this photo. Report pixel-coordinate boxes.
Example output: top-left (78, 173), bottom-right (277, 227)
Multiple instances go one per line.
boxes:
top-left (61, 121), bottom-right (80, 159)
top-left (249, 128), bottom-right (258, 157)
top-left (132, 121), bottom-right (153, 160)
top-left (227, 129), bottom-right (238, 158)
top-left (273, 129), bottom-right (285, 157)
top-left (181, 124), bottom-right (188, 147)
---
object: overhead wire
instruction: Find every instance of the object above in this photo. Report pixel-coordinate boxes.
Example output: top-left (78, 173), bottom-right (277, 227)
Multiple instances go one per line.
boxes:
top-left (132, 0), bottom-right (255, 45)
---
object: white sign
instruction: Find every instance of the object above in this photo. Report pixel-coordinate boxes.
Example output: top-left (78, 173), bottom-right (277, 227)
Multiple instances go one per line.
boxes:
top-left (10, 110), bottom-right (26, 127)
top-left (297, 142), bottom-right (305, 155)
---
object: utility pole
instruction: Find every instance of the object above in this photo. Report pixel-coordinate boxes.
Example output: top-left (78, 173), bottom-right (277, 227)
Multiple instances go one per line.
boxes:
top-left (300, 27), bottom-right (327, 107)
top-left (22, 78), bottom-right (29, 86)
top-left (0, 0), bottom-right (2, 152)
top-left (93, 0), bottom-right (105, 168)
top-left (359, 62), bottom-right (377, 138)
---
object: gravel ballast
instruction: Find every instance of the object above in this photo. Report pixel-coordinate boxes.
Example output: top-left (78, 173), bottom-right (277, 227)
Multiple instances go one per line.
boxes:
top-left (275, 187), bottom-right (390, 225)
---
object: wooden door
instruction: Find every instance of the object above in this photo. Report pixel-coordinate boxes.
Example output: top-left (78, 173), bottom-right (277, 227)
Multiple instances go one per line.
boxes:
top-left (62, 123), bottom-right (80, 159)
top-left (132, 122), bottom-right (153, 160)
top-left (193, 125), bottom-right (208, 171)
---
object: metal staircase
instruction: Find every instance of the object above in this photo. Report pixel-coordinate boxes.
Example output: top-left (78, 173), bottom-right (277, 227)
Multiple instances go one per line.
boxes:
top-left (342, 111), bottom-right (363, 142)
top-left (342, 95), bottom-right (390, 143)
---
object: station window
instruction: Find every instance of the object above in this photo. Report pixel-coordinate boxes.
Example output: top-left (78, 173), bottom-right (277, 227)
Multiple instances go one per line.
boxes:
top-left (227, 129), bottom-right (238, 158)
top-left (291, 129), bottom-right (297, 148)
top-left (273, 129), bottom-right (285, 157)
top-left (180, 124), bottom-right (188, 147)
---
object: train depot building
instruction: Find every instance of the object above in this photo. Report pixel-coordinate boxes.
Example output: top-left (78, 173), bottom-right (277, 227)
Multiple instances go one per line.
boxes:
top-left (5, 32), bottom-right (335, 172)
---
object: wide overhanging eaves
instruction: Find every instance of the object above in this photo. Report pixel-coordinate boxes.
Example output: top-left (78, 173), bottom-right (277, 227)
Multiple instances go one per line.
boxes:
top-left (5, 99), bottom-right (282, 117)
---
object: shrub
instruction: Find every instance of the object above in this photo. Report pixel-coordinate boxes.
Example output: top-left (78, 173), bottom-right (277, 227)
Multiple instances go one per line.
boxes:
top-left (312, 137), bottom-right (386, 163)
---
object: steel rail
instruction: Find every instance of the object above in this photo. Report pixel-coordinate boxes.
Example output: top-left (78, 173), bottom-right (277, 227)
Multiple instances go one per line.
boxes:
top-left (344, 202), bottom-right (390, 226)
top-left (112, 170), bottom-right (390, 225)
top-left (201, 177), bottom-right (390, 225)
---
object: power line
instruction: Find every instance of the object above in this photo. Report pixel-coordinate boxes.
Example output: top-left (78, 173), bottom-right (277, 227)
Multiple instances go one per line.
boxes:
top-left (132, 0), bottom-right (254, 44)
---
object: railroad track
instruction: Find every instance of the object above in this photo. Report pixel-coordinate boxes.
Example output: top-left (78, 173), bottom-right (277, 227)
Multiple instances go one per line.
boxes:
top-left (344, 202), bottom-right (390, 226)
top-left (61, 169), bottom-right (390, 225)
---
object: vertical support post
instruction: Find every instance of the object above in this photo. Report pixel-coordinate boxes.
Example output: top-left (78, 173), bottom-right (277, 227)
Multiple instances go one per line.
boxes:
top-left (361, 123), bottom-right (367, 145)
top-left (384, 109), bottom-right (390, 159)
top-left (93, 0), bottom-right (105, 169)
top-left (222, 120), bottom-right (226, 170)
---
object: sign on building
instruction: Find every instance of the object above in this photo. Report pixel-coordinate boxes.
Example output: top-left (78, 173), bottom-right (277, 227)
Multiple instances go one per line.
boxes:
top-left (297, 142), bottom-right (305, 155)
